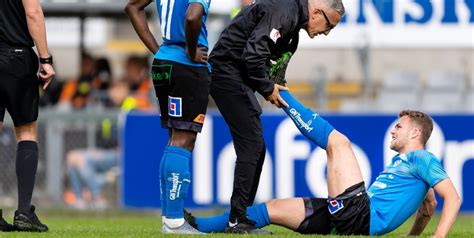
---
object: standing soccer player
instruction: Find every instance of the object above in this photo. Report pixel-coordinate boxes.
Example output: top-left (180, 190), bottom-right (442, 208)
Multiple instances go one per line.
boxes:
top-left (0, 0), bottom-right (55, 232)
top-left (125, 0), bottom-right (210, 234)
top-left (208, 0), bottom-right (344, 233)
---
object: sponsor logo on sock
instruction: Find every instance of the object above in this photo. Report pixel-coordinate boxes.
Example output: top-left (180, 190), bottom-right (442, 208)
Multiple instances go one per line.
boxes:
top-left (168, 173), bottom-right (181, 200)
top-left (289, 108), bottom-right (314, 133)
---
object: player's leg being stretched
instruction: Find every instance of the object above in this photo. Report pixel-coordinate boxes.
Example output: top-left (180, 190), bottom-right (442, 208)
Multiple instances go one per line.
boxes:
top-left (187, 198), bottom-right (323, 234)
top-left (279, 90), bottom-right (334, 149)
top-left (279, 89), bottom-right (369, 235)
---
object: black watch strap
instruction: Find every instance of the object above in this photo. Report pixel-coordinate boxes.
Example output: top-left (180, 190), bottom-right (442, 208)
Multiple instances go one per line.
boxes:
top-left (39, 56), bottom-right (53, 65)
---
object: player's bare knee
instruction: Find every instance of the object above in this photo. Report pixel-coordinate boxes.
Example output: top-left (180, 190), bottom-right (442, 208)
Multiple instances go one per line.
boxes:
top-left (170, 131), bottom-right (197, 151)
top-left (327, 131), bottom-right (351, 151)
top-left (14, 122), bottom-right (37, 141)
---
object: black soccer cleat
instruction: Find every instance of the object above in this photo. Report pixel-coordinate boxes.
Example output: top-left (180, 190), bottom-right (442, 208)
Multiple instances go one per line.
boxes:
top-left (225, 217), bottom-right (272, 234)
top-left (13, 205), bottom-right (48, 232)
top-left (183, 209), bottom-right (198, 229)
top-left (0, 210), bottom-right (13, 232)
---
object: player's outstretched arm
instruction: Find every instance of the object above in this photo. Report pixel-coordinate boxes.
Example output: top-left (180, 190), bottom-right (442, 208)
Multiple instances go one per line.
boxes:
top-left (432, 178), bottom-right (461, 237)
top-left (125, 0), bottom-right (159, 54)
top-left (408, 188), bottom-right (437, 236)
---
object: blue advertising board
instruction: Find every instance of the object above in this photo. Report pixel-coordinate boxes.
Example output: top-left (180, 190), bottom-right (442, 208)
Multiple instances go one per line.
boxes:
top-left (122, 113), bottom-right (474, 211)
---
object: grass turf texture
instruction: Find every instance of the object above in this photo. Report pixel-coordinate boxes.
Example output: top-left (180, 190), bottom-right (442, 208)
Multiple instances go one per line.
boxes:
top-left (0, 209), bottom-right (472, 237)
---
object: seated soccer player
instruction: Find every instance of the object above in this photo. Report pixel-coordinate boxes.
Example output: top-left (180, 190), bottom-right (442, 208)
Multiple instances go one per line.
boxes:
top-left (185, 105), bottom-right (461, 236)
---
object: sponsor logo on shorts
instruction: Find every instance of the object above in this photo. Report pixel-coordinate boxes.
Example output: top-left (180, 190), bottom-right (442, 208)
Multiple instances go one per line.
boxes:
top-left (194, 114), bottom-right (206, 124)
top-left (289, 108), bottom-right (314, 132)
top-left (151, 64), bottom-right (172, 86)
top-left (168, 96), bottom-right (182, 117)
top-left (328, 199), bottom-right (344, 214)
top-left (270, 28), bottom-right (281, 43)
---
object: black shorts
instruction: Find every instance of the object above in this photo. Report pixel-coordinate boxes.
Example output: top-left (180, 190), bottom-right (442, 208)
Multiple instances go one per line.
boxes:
top-left (296, 182), bottom-right (370, 235)
top-left (151, 59), bottom-right (210, 133)
top-left (0, 46), bottom-right (39, 127)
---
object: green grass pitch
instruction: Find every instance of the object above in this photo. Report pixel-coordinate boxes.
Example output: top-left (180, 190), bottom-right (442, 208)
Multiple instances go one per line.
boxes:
top-left (0, 209), bottom-right (472, 237)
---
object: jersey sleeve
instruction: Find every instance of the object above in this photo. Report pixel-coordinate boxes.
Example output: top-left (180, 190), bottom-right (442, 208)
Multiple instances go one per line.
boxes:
top-left (242, 6), bottom-right (294, 97)
top-left (188, 0), bottom-right (209, 15)
top-left (413, 152), bottom-right (449, 187)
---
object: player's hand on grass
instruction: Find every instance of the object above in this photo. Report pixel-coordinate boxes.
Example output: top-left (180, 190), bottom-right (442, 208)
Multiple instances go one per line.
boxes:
top-left (265, 84), bottom-right (289, 108)
top-left (187, 46), bottom-right (208, 64)
top-left (39, 63), bottom-right (55, 90)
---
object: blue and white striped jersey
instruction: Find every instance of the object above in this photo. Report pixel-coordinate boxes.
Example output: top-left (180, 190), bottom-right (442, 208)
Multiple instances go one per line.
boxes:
top-left (155, 0), bottom-right (210, 68)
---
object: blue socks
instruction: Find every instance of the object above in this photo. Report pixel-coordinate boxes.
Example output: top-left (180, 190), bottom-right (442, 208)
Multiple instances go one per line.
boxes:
top-left (160, 146), bottom-right (191, 218)
top-left (159, 147), bottom-right (168, 214)
top-left (194, 203), bottom-right (271, 233)
top-left (280, 90), bottom-right (334, 149)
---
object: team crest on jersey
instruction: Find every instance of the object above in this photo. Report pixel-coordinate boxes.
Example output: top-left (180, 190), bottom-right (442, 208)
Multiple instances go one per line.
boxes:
top-left (168, 96), bottom-right (182, 117)
top-left (328, 199), bottom-right (344, 214)
top-left (270, 28), bottom-right (281, 43)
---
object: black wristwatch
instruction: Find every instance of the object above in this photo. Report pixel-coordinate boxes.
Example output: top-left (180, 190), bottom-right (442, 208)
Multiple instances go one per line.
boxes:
top-left (39, 55), bottom-right (53, 65)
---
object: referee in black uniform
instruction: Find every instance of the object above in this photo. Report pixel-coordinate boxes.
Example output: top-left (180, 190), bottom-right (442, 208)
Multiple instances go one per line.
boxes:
top-left (209, 0), bottom-right (344, 234)
top-left (0, 0), bottom-right (55, 232)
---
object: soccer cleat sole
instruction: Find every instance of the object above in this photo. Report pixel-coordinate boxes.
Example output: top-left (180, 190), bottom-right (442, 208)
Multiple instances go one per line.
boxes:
top-left (13, 221), bottom-right (48, 232)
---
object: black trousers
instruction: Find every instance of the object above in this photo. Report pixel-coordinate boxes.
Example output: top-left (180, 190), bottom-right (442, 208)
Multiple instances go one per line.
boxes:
top-left (210, 76), bottom-right (266, 220)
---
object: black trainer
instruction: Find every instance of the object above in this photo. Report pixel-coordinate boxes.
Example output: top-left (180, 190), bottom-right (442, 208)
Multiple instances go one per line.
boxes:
top-left (0, 209), bottom-right (13, 232)
top-left (13, 205), bottom-right (48, 232)
top-left (183, 209), bottom-right (198, 229)
top-left (225, 217), bottom-right (272, 234)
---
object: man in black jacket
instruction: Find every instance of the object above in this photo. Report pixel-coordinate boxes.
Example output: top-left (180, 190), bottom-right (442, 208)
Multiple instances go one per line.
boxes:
top-left (209, 0), bottom-right (344, 234)
top-left (0, 0), bottom-right (55, 232)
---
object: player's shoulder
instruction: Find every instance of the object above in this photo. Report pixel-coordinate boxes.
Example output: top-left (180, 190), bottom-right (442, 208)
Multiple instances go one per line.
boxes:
top-left (406, 150), bottom-right (437, 163)
top-left (259, 0), bottom-right (298, 14)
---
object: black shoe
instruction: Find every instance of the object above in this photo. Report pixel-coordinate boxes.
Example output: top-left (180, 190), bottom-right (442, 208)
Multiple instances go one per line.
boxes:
top-left (0, 210), bottom-right (13, 232)
top-left (225, 217), bottom-right (272, 234)
top-left (183, 209), bottom-right (198, 229)
top-left (13, 205), bottom-right (48, 232)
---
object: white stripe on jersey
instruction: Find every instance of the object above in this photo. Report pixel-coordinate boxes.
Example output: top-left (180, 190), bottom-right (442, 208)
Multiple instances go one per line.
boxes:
top-left (160, 0), bottom-right (168, 40)
top-left (165, 0), bottom-right (175, 40)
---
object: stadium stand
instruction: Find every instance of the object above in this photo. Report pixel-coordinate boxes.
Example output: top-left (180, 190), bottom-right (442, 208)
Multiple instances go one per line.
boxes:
top-left (421, 71), bottom-right (465, 113)
top-left (374, 71), bottom-right (421, 112)
top-left (467, 77), bottom-right (474, 112)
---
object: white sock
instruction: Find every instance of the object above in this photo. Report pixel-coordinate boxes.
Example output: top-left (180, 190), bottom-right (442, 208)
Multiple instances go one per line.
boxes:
top-left (164, 217), bottom-right (185, 228)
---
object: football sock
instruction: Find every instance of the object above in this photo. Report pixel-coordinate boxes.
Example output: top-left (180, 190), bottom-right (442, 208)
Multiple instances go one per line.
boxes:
top-left (16, 140), bottom-right (38, 213)
top-left (280, 90), bottom-right (334, 149)
top-left (159, 147), bottom-right (169, 215)
top-left (194, 203), bottom-right (270, 232)
top-left (247, 203), bottom-right (271, 228)
top-left (163, 146), bottom-right (191, 219)
top-left (195, 211), bottom-right (229, 232)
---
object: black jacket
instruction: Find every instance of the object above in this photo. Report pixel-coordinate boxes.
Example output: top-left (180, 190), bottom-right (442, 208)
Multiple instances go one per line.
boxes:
top-left (209, 0), bottom-right (308, 97)
top-left (0, 0), bottom-right (34, 47)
